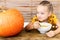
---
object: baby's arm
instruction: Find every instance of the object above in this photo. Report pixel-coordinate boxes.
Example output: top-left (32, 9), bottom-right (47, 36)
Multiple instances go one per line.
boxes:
top-left (25, 22), bottom-right (34, 31)
top-left (25, 21), bottom-right (40, 31)
top-left (46, 20), bottom-right (60, 37)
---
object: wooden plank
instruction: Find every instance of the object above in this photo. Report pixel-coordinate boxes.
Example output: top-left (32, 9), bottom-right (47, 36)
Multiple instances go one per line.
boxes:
top-left (0, 2), bottom-right (5, 6)
top-left (0, 0), bottom-right (5, 2)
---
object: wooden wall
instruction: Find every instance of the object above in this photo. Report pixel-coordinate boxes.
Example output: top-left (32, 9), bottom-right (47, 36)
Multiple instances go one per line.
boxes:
top-left (0, 0), bottom-right (60, 22)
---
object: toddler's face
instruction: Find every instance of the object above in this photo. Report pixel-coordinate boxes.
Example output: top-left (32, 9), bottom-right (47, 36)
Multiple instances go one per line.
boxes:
top-left (37, 5), bottom-right (51, 21)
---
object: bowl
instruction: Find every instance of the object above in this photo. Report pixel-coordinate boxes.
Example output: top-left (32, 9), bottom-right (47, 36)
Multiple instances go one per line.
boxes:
top-left (37, 22), bottom-right (52, 34)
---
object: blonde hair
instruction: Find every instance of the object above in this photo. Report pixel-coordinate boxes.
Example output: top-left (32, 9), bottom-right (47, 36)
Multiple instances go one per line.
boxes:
top-left (40, 1), bottom-right (53, 13)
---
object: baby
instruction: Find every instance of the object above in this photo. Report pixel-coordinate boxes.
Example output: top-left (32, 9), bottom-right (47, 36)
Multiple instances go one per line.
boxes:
top-left (25, 1), bottom-right (60, 37)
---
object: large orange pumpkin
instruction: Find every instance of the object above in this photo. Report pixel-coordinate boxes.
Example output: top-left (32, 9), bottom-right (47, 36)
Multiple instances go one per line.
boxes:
top-left (0, 8), bottom-right (24, 37)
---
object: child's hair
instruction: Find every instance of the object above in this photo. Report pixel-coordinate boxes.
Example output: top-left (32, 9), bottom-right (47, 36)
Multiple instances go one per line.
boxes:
top-left (39, 1), bottom-right (53, 13)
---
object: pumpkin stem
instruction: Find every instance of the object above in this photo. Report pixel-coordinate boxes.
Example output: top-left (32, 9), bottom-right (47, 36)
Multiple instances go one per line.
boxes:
top-left (0, 6), bottom-right (8, 12)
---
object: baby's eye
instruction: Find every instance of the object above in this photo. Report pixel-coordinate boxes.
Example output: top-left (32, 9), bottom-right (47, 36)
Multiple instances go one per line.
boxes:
top-left (41, 13), bottom-right (44, 14)
top-left (37, 12), bottom-right (44, 15)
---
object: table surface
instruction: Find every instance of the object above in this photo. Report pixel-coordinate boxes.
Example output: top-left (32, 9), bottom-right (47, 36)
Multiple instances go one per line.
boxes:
top-left (0, 29), bottom-right (60, 40)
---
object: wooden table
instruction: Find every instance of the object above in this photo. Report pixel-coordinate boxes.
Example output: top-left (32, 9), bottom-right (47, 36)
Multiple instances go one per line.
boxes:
top-left (0, 29), bottom-right (60, 40)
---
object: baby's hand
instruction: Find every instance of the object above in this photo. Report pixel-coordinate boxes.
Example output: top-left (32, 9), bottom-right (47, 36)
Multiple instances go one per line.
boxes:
top-left (33, 21), bottom-right (40, 29)
top-left (46, 31), bottom-right (55, 37)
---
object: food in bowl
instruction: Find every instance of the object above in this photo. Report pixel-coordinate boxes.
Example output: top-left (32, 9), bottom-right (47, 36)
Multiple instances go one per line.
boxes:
top-left (40, 25), bottom-right (47, 27)
top-left (38, 22), bottom-right (52, 34)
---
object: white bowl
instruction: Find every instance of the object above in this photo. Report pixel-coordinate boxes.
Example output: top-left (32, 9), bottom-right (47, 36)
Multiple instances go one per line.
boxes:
top-left (37, 22), bottom-right (52, 34)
